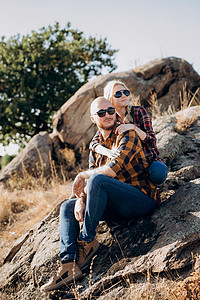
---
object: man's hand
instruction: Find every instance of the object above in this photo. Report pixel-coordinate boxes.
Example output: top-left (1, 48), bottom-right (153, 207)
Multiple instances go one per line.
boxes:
top-left (72, 174), bottom-right (85, 197)
top-left (74, 197), bottom-right (86, 222)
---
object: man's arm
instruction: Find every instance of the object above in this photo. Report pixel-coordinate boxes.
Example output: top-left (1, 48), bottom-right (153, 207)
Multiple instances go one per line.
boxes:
top-left (72, 165), bottom-right (116, 197)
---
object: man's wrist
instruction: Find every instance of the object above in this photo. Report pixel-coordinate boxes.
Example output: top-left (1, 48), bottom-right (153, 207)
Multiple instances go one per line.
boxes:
top-left (78, 171), bottom-right (91, 180)
top-left (80, 192), bottom-right (86, 203)
top-left (78, 172), bottom-right (85, 179)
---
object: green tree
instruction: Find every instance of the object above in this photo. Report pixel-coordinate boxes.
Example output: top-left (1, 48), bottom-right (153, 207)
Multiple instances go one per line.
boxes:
top-left (0, 22), bottom-right (118, 147)
top-left (0, 154), bottom-right (16, 169)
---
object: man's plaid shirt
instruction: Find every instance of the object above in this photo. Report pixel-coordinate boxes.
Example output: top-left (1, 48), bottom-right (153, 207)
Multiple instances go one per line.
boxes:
top-left (89, 105), bottom-right (163, 164)
top-left (89, 126), bottom-right (157, 201)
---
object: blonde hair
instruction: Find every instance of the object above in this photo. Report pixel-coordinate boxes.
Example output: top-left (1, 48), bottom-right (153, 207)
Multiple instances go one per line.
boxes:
top-left (104, 80), bottom-right (129, 103)
top-left (104, 80), bottom-right (134, 124)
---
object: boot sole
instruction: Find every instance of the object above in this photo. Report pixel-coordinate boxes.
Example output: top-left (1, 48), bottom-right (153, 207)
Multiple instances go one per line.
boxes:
top-left (41, 271), bottom-right (83, 292)
top-left (78, 243), bottom-right (100, 269)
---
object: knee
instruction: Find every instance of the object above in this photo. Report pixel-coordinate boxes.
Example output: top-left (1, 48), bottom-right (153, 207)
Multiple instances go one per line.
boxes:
top-left (148, 161), bottom-right (168, 185)
top-left (87, 173), bottom-right (106, 187)
top-left (60, 199), bottom-right (76, 217)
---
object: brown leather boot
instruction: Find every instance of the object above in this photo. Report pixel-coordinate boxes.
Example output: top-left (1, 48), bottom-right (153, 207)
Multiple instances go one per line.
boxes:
top-left (77, 239), bottom-right (99, 269)
top-left (40, 261), bottom-right (82, 292)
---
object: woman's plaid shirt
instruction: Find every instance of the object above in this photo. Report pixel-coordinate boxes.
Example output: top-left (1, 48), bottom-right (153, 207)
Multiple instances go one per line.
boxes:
top-left (89, 127), bottom-right (157, 201)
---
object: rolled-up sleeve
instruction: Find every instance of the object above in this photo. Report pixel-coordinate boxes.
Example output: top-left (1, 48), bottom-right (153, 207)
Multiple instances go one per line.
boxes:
top-left (138, 107), bottom-right (157, 147)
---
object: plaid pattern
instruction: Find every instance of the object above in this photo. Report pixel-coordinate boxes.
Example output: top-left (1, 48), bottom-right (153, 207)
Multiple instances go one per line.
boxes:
top-left (89, 126), bottom-right (157, 201)
top-left (89, 105), bottom-right (163, 163)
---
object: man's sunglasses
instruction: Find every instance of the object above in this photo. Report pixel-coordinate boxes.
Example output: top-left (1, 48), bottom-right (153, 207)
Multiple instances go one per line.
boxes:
top-left (95, 107), bottom-right (115, 118)
top-left (113, 89), bottom-right (130, 98)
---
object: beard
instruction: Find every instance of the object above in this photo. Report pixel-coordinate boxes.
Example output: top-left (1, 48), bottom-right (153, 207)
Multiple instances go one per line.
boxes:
top-left (98, 120), bottom-right (117, 131)
top-left (99, 124), bottom-right (114, 130)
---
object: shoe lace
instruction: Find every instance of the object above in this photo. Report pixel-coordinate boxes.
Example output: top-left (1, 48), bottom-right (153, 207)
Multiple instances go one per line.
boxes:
top-left (52, 261), bottom-right (62, 279)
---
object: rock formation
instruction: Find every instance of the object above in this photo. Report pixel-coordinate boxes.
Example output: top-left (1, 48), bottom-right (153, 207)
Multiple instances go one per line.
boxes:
top-left (0, 105), bottom-right (199, 300)
top-left (52, 56), bottom-right (200, 150)
top-left (0, 132), bottom-right (53, 182)
top-left (0, 57), bottom-right (200, 182)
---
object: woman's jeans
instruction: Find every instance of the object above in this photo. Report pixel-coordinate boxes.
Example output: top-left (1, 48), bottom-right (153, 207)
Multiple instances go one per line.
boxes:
top-left (60, 174), bottom-right (156, 261)
top-left (148, 161), bottom-right (168, 186)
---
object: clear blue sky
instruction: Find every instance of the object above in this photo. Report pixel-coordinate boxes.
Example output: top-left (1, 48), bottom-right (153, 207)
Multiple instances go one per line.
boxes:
top-left (0, 0), bottom-right (200, 155)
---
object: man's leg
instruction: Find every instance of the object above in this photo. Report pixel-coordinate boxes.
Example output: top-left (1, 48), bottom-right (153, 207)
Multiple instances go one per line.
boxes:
top-left (79, 173), bottom-right (156, 243)
top-left (40, 198), bottom-right (83, 292)
top-left (59, 199), bottom-right (80, 261)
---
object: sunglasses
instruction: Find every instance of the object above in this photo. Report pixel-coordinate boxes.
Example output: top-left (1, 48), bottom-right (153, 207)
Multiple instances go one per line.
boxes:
top-left (95, 107), bottom-right (115, 118)
top-left (113, 89), bottom-right (130, 98)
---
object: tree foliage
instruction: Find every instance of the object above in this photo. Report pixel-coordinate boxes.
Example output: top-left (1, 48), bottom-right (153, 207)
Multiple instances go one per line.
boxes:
top-left (0, 22), bottom-right (118, 147)
top-left (0, 154), bottom-right (16, 169)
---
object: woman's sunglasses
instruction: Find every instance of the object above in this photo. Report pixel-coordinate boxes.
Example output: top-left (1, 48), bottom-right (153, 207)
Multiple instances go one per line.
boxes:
top-left (95, 107), bottom-right (115, 118)
top-left (113, 89), bottom-right (130, 98)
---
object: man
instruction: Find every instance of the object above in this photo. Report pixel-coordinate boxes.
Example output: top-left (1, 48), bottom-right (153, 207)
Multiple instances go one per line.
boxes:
top-left (41, 97), bottom-right (157, 292)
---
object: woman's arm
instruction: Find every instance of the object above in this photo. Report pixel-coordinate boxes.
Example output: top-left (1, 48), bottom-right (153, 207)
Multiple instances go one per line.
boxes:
top-left (115, 123), bottom-right (147, 140)
top-left (89, 130), bottom-right (120, 158)
top-left (133, 106), bottom-right (157, 147)
top-left (96, 145), bottom-right (120, 159)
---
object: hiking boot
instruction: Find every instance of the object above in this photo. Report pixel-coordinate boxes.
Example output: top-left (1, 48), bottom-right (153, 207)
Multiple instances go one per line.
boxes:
top-left (77, 239), bottom-right (99, 269)
top-left (40, 261), bottom-right (82, 292)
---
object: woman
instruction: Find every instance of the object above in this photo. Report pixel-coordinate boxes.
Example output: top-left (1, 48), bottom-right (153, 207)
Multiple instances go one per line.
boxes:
top-left (89, 80), bottom-right (168, 186)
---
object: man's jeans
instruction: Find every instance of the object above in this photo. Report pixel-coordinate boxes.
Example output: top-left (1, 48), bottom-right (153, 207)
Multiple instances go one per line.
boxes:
top-left (60, 174), bottom-right (156, 261)
top-left (148, 161), bottom-right (168, 186)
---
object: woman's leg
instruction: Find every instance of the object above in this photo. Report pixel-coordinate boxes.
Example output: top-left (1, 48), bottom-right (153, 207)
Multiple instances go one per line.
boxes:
top-left (79, 174), bottom-right (155, 243)
top-left (148, 161), bottom-right (168, 185)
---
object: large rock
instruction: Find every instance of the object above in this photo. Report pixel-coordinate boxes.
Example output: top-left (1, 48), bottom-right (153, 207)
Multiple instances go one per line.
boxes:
top-left (53, 57), bottom-right (200, 150)
top-left (0, 106), bottom-right (199, 299)
top-left (1, 57), bottom-right (199, 183)
top-left (0, 132), bottom-right (53, 182)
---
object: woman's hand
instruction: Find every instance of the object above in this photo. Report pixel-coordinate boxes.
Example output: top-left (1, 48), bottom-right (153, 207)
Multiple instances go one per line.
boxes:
top-left (104, 148), bottom-right (120, 159)
top-left (115, 124), bottom-right (136, 135)
top-left (109, 147), bottom-right (121, 158)
top-left (74, 197), bottom-right (86, 222)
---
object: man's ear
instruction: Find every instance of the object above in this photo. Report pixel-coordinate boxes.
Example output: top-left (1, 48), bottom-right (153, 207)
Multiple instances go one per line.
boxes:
top-left (90, 115), bottom-right (96, 124)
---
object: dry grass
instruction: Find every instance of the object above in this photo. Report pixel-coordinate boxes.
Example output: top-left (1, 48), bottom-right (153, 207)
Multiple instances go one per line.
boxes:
top-left (124, 272), bottom-right (200, 300)
top-left (175, 114), bottom-right (197, 134)
top-left (147, 92), bottom-right (163, 119)
top-left (0, 144), bottom-right (89, 266)
top-left (0, 176), bottom-right (73, 265)
top-left (55, 146), bottom-right (76, 171)
top-left (147, 82), bottom-right (200, 120)
top-left (179, 83), bottom-right (200, 110)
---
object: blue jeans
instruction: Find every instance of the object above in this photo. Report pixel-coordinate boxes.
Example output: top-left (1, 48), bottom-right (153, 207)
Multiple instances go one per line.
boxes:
top-left (148, 161), bottom-right (168, 186)
top-left (59, 174), bottom-right (156, 261)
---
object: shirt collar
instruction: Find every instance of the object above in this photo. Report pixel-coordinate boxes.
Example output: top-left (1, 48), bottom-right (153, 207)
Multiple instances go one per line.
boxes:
top-left (99, 122), bottom-right (119, 146)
